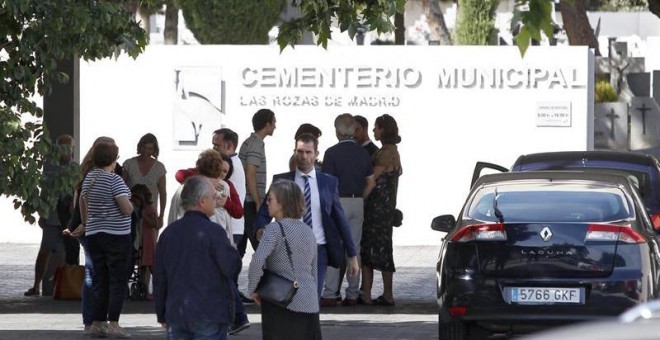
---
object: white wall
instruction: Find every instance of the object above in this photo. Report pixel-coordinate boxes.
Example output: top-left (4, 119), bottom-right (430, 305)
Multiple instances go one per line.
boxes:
top-left (2, 45), bottom-right (594, 245)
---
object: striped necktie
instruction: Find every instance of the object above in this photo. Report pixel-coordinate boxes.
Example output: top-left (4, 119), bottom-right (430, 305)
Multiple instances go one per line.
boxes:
top-left (303, 175), bottom-right (313, 228)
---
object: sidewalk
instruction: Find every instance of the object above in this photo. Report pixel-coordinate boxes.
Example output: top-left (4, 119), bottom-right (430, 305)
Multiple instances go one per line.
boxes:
top-left (0, 244), bottom-right (439, 339)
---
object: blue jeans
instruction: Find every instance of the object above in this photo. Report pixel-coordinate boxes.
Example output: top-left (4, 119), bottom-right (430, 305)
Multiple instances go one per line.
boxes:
top-left (167, 321), bottom-right (229, 340)
top-left (233, 284), bottom-right (248, 326)
top-left (80, 237), bottom-right (94, 326)
top-left (317, 244), bottom-right (328, 299)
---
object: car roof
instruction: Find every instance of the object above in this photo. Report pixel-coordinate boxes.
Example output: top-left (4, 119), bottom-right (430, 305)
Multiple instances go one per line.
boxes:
top-left (473, 170), bottom-right (636, 189)
top-left (514, 151), bottom-right (657, 167)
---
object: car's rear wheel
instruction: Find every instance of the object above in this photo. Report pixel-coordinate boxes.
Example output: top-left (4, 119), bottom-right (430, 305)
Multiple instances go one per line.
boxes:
top-left (438, 319), bottom-right (466, 340)
top-left (438, 316), bottom-right (491, 340)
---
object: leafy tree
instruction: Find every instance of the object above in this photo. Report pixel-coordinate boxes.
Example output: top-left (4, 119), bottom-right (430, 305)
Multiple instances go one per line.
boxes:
top-left (589, 0), bottom-right (648, 11)
top-left (177, 0), bottom-right (286, 44)
top-left (276, 0), bottom-right (406, 49)
top-left (560, 0), bottom-right (601, 55)
top-left (1, 0), bottom-right (146, 223)
top-left (513, 0), bottom-right (660, 56)
top-left (423, 0), bottom-right (452, 45)
top-left (454, 0), bottom-right (499, 45)
top-left (276, 0), bottom-right (660, 55)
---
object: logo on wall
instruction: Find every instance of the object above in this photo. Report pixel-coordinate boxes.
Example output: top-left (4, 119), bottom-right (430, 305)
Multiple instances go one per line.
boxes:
top-left (173, 67), bottom-right (225, 150)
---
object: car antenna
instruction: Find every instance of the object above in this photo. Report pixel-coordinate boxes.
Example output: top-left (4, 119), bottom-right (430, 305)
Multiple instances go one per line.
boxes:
top-left (493, 188), bottom-right (505, 223)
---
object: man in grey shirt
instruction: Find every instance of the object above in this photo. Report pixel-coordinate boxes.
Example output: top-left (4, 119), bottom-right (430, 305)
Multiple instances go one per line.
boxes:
top-left (238, 108), bottom-right (276, 254)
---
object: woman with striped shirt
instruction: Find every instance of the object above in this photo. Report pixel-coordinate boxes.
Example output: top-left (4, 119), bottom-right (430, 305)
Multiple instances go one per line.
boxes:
top-left (248, 179), bottom-right (321, 340)
top-left (80, 142), bottom-right (133, 338)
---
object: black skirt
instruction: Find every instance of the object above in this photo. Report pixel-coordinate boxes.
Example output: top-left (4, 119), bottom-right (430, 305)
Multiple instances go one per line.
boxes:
top-left (261, 299), bottom-right (322, 340)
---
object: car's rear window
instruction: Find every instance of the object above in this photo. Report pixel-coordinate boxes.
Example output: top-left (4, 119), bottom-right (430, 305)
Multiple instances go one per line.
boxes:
top-left (467, 182), bottom-right (634, 223)
top-left (518, 163), bottom-right (651, 201)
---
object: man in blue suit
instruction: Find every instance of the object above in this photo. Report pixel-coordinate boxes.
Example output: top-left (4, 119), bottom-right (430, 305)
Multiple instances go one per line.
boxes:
top-left (255, 133), bottom-right (359, 298)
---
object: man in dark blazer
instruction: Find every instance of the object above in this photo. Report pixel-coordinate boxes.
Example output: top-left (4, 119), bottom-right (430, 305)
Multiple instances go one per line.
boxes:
top-left (255, 133), bottom-right (359, 298)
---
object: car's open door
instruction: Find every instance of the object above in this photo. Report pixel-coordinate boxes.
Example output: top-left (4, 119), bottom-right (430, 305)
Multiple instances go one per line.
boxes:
top-left (470, 161), bottom-right (509, 188)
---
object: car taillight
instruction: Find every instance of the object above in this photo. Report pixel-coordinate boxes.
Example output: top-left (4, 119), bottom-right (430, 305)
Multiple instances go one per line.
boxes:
top-left (448, 306), bottom-right (467, 317)
top-left (585, 224), bottom-right (645, 244)
top-left (451, 223), bottom-right (507, 242)
top-left (651, 213), bottom-right (660, 231)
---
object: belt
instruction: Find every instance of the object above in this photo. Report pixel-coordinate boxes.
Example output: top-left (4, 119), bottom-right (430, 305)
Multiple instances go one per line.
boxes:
top-left (339, 193), bottom-right (361, 198)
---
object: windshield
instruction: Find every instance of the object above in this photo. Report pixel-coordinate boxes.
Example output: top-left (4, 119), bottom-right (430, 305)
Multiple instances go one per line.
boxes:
top-left (466, 182), bottom-right (634, 223)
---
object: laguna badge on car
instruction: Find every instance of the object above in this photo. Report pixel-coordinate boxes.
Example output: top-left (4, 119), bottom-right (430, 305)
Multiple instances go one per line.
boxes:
top-left (540, 226), bottom-right (553, 242)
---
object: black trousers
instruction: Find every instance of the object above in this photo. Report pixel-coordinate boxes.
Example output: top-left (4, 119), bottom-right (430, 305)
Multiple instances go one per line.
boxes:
top-left (87, 233), bottom-right (131, 322)
top-left (237, 201), bottom-right (259, 258)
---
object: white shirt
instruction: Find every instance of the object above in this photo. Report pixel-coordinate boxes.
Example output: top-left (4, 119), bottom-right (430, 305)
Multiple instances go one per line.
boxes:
top-left (295, 169), bottom-right (326, 245)
top-left (229, 153), bottom-right (246, 235)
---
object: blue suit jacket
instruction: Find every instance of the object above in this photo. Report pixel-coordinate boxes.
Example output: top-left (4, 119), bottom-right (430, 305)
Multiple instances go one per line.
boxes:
top-left (255, 170), bottom-right (357, 268)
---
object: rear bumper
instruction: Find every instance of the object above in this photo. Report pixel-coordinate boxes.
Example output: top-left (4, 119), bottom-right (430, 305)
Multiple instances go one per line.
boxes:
top-left (438, 272), bottom-right (648, 323)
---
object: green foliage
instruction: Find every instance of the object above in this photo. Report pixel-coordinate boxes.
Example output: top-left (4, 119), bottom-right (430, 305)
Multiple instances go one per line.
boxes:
top-left (595, 79), bottom-right (619, 102)
top-left (177, 0), bottom-right (286, 44)
top-left (589, 0), bottom-right (648, 11)
top-left (512, 0), bottom-right (556, 56)
top-left (454, 0), bottom-right (499, 45)
top-left (0, 0), bottom-right (146, 223)
top-left (276, 0), bottom-right (405, 50)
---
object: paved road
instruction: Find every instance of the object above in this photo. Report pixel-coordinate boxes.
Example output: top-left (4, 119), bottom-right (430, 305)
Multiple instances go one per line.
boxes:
top-left (0, 244), bottom-right (440, 339)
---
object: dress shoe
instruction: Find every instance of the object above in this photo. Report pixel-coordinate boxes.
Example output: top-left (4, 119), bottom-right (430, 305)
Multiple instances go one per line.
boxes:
top-left (341, 298), bottom-right (358, 306)
top-left (320, 297), bottom-right (338, 307)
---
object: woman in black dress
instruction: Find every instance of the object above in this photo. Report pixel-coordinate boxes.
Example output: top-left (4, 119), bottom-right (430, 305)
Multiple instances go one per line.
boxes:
top-left (360, 114), bottom-right (402, 306)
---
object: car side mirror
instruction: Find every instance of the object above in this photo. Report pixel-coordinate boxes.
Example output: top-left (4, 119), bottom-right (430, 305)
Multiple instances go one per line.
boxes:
top-left (431, 215), bottom-right (456, 233)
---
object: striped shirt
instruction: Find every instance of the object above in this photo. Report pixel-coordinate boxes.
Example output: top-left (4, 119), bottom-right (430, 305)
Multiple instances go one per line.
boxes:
top-left (248, 219), bottom-right (319, 313)
top-left (238, 132), bottom-right (267, 202)
top-left (82, 168), bottom-right (132, 236)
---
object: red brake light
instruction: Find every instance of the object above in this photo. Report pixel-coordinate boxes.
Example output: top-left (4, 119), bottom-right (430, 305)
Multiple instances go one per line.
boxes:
top-left (651, 213), bottom-right (660, 231)
top-left (586, 224), bottom-right (645, 244)
top-left (448, 306), bottom-right (467, 317)
top-left (451, 224), bottom-right (507, 242)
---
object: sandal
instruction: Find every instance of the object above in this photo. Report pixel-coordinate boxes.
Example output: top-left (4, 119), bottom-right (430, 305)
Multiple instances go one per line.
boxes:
top-left (373, 295), bottom-right (395, 306)
top-left (24, 287), bottom-right (39, 296)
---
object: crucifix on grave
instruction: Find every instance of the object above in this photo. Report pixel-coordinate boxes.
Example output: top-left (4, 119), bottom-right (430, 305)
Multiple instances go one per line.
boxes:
top-left (637, 103), bottom-right (652, 135)
top-left (605, 108), bottom-right (620, 139)
top-left (605, 40), bottom-right (645, 103)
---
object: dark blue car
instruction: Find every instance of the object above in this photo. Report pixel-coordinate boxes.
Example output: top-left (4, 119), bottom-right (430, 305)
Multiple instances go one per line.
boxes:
top-left (432, 171), bottom-right (660, 339)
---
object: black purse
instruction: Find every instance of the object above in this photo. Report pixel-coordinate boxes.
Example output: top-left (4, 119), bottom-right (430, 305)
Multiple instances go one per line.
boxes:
top-left (255, 221), bottom-right (299, 308)
top-left (392, 208), bottom-right (403, 227)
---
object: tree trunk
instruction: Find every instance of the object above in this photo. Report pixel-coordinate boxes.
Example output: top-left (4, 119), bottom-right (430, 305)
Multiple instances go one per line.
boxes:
top-left (164, 0), bottom-right (179, 45)
top-left (560, 0), bottom-right (600, 56)
top-left (394, 12), bottom-right (405, 45)
top-left (422, 0), bottom-right (452, 45)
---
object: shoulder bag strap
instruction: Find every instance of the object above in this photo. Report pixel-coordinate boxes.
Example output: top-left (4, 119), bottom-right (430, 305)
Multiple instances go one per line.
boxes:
top-left (276, 221), bottom-right (298, 287)
top-left (82, 171), bottom-right (102, 203)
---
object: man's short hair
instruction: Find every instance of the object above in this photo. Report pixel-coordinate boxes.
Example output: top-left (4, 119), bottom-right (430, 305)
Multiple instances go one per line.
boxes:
top-left (213, 128), bottom-right (239, 148)
top-left (252, 108), bottom-right (275, 131)
top-left (181, 175), bottom-right (212, 209)
top-left (294, 123), bottom-right (322, 139)
top-left (334, 113), bottom-right (355, 138)
top-left (56, 134), bottom-right (74, 145)
top-left (354, 115), bottom-right (369, 129)
top-left (295, 133), bottom-right (319, 151)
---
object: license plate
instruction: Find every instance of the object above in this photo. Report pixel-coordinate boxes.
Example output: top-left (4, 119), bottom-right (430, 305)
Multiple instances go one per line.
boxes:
top-left (510, 287), bottom-right (582, 304)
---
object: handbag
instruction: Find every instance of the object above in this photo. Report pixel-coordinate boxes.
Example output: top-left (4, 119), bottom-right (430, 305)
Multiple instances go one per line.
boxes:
top-left (53, 264), bottom-right (85, 300)
top-left (392, 208), bottom-right (403, 227)
top-left (255, 221), bottom-right (299, 308)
